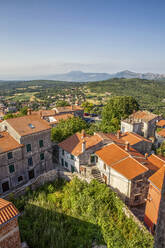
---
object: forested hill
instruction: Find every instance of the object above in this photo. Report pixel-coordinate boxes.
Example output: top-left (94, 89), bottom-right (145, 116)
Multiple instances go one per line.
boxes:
top-left (87, 78), bottom-right (165, 115)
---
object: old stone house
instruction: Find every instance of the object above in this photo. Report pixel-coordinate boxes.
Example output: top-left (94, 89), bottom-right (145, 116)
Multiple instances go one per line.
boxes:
top-left (53, 105), bottom-right (84, 118)
top-left (0, 198), bottom-right (21, 248)
top-left (95, 143), bottom-right (157, 206)
top-left (155, 129), bottom-right (165, 146)
top-left (102, 131), bottom-right (152, 154)
top-left (58, 131), bottom-right (110, 173)
top-left (156, 119), bottom-right (165, 129)
top-left (144, 154), bottom-right (165, 233)
top-left (121, 110), bottom-right (162, 138)
top-left (0, 112), bottom-right (54, 194)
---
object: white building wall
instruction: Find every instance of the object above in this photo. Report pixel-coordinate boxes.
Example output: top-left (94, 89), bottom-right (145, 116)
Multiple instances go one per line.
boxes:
top-left (59, 147), bottom-right (80, 172)
top-left (121, 121), bottom-right (133, 133)
top-left (96, 157), bottom-right (131, 198)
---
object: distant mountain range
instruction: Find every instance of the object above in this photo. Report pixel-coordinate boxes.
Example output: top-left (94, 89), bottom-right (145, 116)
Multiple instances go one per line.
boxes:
top-left (1, 70), bottom-right (165, 82)
top-left (42, 70), bottom-right (165, 82)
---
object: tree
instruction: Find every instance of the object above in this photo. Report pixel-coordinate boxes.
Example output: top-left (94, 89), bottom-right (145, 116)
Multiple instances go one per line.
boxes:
top-left (81, 101), bottom-right (94, 113)
top-left (101, 96), bottom-right (139, 132)
top-left (56, 100), bottom-right (70, 107)
top-left (156, 141), bottom-right (165, 157)
top-left (51, 117), bottom-right (87, 142)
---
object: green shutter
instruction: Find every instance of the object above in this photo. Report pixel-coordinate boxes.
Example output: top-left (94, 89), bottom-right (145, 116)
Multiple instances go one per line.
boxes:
top-left (7, 152), bottom-right (13, 159)
top-left (9, 164), bottom-right (15, 173)
top-left (26, 144), bottom-right (31, 152)
top-left (40, 153), bottom-right (44, 160)
top-left (39, 140), bottom-right (44, 148)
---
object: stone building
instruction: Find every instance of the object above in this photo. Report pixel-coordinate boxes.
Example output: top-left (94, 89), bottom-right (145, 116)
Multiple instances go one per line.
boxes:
top-left (95, 143), bottom-right (157, 206)
top-left (144, 154), bottom-right (165, 233)
top-left (53, 105), bottom-right (84, 118)
top-left (102, 131), bottom-right (152, 154)
top-left (0, 112), bottom-right (54, 195)
top-left (0, 198), bottom-right (21, 248)
top-left (58, 131), bottom-right (110, 173)
top-left (155, 129), bottom-right (165, 146)
top-left (121, 110), bottom-right (161, 138)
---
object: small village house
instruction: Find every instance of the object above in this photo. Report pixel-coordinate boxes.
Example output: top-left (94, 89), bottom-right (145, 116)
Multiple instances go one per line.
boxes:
top-left (0, 198), bottom-right (21, 248)
top-left (144, 154), bottom-right (165, 233)
top-left (121, 110), bottom-right (162, 138)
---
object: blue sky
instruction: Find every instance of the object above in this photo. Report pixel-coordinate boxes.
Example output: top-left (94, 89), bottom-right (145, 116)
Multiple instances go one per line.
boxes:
top-left (0, 0), bottom-right (165, 79)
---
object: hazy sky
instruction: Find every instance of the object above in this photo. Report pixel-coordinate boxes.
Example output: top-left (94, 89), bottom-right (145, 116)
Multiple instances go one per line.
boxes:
top-left (0, 0), bottom-right (165, 79)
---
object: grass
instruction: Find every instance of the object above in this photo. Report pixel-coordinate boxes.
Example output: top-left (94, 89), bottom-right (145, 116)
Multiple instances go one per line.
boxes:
top-left (11, 178), bottom-right (153, 248)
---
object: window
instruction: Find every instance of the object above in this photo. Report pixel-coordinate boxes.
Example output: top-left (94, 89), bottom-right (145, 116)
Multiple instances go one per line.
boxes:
top-left (26, 144), bottom-right (31, 152)
top-left (136, 180), bottom-right (142, 187)
top-left (40, 153), bottom-right (44, 161)
top-left (71, 165), bottom-right (75, 173)
top-left (61, 158), bottom-right (64, 166)
top-left (9, 164), bottom-right (15, 173)
top-left (2, 181), bottom-right (9, 192)
top-left (71, 154), bottom-right (74, 160)
top-left (104, 163), bottom-right (106, 170)
top-left (7, 152), bottom-right (13, 159)
top-left (28, 157), bottom-right (33, 166)
top-left (65, 161), bottom-right (68, 168)
top-left (90, 154), bottom-right (95, 163)
top-left (29, 169), bottom-right (35, 180)
top-left (18, 176), bottom-right (23, 182)
top-left (39, 140), bottom-right (44, 148)
top-left (62, 149), bottom-right (64, 156)
top-left (134, 195), bottom-right (140, 202)
top-left (28, 123), bottom-right (35, 129)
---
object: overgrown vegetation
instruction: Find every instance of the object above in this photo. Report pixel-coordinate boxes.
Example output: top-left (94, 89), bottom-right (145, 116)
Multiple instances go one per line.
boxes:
top-left (51, 117), bottom-right (88, 142)
top-left (87, 78), bottom-right (165, 116)
top-left (11, 178), bottom-right (153, 248)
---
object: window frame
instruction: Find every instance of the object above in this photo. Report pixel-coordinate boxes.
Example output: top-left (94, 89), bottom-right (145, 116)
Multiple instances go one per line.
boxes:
top-left (40, 152), bottom-right (45, 161)
top-left (7, 152), bottom-right (13, 160)
top-left (26, 144), bottom-right (32, 153)
top-left (9, 164), bottom-right (15, 174)
top-left (39, 139), bottom-right (44, 148)
top-left (28, 157), bottom-right (33, 166)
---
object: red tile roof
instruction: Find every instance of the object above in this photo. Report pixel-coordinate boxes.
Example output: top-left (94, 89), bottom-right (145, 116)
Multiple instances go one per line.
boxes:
top-left (147, 154), bottom-right (165, 170)
top-left (111, 157), bottom-right (148, 180)
top-left (129, 111), bottom-right (158, 122)
top-left (156, 120), bottom-right (165, 127)
top-left (0, 132), bottom-right (23, 153)
top-left (0, 198), bottom-right (19, 225)
top-left (5, 114), bottom-right (51, 137)
top-left (121, 132), bottom-right (152, 145)
top-left (149, 166), bottom-right (165, 191)
top-left (157, 129), bottom-right (165, 137)
top-left (96, 143), bottom-right (149, 179)
top-left (59, 132), bottom-right (103, 156)
top-left (49, 113), bottom-right (74, 124)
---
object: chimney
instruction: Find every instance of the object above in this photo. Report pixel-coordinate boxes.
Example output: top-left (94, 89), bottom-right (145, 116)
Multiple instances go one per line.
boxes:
top-left (40, 110), bottom-right (43, 119)
top-left (82, 140), bottom-right (86, 153)
top-left (27, 108), bottom-right (32, 115)
top-left (117, 130), bottom-right (121, 139)
top-left (81, 129), bottom-right (85, 139)
top-left (125, 141), bottom-right (129, 151)
top-left (145, 153), bottom-right (148, 159)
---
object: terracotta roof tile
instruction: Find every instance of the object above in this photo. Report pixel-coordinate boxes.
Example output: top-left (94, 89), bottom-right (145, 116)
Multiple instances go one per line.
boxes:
top-left (149, 166), bottom-right (165, 191)
top-left (49, 113), bottom-right (74, 124)
top-left (121, 132), bottom-right (152, 145)
top-left (5, 114), bottom-right (51, 137)
top-left (130, 111), bottom-right (158, 122)
top-left (59, 132), bottom-right (103, 156)
top-left (96, 143), bottom-right (128, 166)
top-left (0, 132), bottom-right (23, 153)
top-left (147, 154), bottom-right (165, 170)
top-left (157, 129), bottom-right (165, 137)
top-left (0, 198), bottom-right (19, 225)
top-left (156, 120), bottom-right (165, 127)
top-left (96, 143), bottom-right (149, 179)
top-left (111, 157), bottom-right (148, 180)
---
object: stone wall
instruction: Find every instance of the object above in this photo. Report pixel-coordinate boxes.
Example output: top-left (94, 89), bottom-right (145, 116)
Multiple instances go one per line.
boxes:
top-left (0, 218), bottom-right (21, 248)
